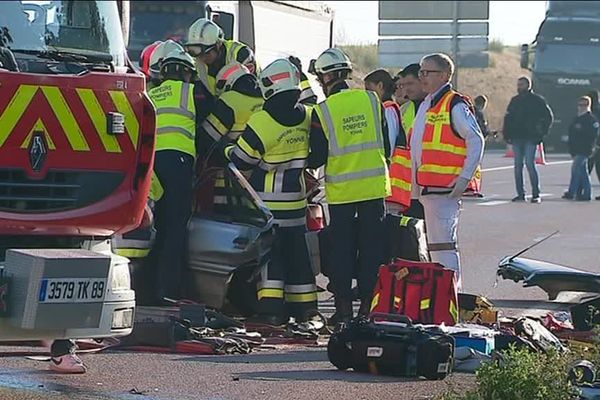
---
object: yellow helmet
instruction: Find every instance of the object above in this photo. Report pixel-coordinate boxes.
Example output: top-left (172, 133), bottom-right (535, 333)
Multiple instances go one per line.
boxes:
top-left (258, 59), bottom-right (301, 100)
top-left (186, 18), bottom-right (224, 55)
top-left (216, 62), bottom-right (252, 96)
top-left (313, 48), bottom-right (352, 75)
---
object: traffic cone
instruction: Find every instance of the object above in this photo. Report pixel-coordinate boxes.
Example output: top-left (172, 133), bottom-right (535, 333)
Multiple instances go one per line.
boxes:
top-left (535, 143), bottom-right (547, 165)
top-left (504, 144), bottom-right (514, 158)
top-left (463, 166), bottom-right (484, 197)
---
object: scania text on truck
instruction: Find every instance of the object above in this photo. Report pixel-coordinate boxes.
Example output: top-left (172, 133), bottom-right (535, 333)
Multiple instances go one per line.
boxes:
top-left (521, 0), bottom-right (600, 150)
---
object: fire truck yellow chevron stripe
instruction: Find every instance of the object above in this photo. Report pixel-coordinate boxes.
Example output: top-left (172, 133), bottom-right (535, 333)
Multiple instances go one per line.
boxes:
top-left (41, 86), bottom-right (90, 151)
top-left (0, 84), bottom-right (38, 147)
top-left (76, 88), bottom-right (122, 153)
top-left (109, 91), bottom-right (139, 149)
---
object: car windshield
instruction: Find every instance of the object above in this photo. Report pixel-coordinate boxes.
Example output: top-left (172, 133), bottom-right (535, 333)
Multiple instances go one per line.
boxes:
top-left (128, 1), bottom-right (206, 62)
top-left (535, 43), bottom-right (600, 74)
top-left (0, 0), bottom-right (125, 67)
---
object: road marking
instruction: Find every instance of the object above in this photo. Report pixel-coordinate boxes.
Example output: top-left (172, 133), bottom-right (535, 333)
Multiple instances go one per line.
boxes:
top-left (478, 200), bottom-right (509, 206)
top-left (476, 193), bottom-right (553, 206)
top-left (482, 160), bottom-right (571, 172)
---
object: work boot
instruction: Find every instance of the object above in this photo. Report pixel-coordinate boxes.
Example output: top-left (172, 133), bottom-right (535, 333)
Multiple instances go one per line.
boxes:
top-left (328, 297), bottom-right (353, 327)
top-left (50, 353), bottom-right (87, 374)
top-left (295, 309), bottom-right (321, 324)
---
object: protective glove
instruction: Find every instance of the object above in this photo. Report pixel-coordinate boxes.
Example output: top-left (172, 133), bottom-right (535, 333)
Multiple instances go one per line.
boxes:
top-left (288, 55), bottom-right (302, 73)
top-left (448, 177), bottom-right (470, 199)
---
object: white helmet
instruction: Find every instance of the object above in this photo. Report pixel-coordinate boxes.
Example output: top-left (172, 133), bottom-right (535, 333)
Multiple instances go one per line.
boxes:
top-left (312, 48), bottom-right (352, 75)
top-left (186, 18), bottom-right (224, 55)
top-left (160, 49), bottom-right (197, 76)
top-left (258, 59), bottom-right (301, 100)
top-left (215, 62), bottom-right (252, 96)
top-left (150, 40), bottom-right (184, 78)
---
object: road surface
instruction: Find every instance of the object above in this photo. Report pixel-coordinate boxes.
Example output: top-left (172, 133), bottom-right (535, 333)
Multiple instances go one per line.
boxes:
top-left (0, 151), bottom-right (597, 400)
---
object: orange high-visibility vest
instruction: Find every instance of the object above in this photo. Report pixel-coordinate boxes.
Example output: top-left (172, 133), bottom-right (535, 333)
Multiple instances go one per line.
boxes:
top-left (387, 101), bottom-right (414, 209)
top-left (417, 90), bottom-right (467, 188)
top-left (388, 147), bottom-right (412, 209)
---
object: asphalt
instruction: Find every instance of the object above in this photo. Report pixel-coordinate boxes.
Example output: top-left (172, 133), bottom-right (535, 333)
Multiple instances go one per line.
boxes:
top-left (0, 151), bottom-right (598, 399)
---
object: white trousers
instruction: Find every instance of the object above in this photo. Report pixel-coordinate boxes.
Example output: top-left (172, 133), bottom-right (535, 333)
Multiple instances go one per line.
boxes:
top-left (419, 194), bottom-right (462, 290)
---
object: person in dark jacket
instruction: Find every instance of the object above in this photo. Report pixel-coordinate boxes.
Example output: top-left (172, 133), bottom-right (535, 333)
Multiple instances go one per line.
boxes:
top-left (503, 76), bottom-right (554, 203)
top-left (586, 90), bottom-right (600, 187)
top-left (474, 95), bottom-right (490, 138)
top-left (563, 96), bottom-right (599, 201)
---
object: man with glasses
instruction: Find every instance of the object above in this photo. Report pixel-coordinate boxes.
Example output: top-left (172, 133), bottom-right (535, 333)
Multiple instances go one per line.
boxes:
top-left (410, 53), bottom-right (484, 290)
top-left (185, 18), bottom-right (256, 98)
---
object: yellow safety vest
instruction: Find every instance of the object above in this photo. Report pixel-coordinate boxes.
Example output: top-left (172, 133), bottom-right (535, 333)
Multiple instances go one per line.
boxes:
top-left (148, 80), bottom-right (196, 158)
top-left (400, 100), bottom-right (416, 134)
top-left (315, 89), bottom-right (390, 205)
top-left (234, 109), bottom-right (311, 227)
top-left (204, 91), bottom-right (263, 141)
top-left (196, 40), bottom-right (252, 95)
top-left (203, 91), bottom-right (263, 208)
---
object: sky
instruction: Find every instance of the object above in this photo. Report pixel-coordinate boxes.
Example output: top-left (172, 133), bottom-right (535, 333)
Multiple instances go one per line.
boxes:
top-left (328, 1), bottom-right (548, 45)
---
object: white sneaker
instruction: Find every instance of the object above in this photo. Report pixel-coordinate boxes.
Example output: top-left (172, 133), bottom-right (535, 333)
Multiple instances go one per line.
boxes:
top-left (49, 353), bottom-right (87, 374)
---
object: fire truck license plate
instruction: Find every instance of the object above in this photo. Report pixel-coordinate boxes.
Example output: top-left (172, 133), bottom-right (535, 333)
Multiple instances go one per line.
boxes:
top-left (38, 278), bottom-right (107, 303)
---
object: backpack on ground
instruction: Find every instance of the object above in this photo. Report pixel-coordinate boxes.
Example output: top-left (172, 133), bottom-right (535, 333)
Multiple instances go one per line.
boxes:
top-left (370, 259), bottom-right (459, 326)
top-left (327, 313), bottom-right (454, 380)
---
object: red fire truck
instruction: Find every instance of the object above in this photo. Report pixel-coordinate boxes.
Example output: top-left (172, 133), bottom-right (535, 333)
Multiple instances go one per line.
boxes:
top-left (0, 0), bottom-right (154, 340)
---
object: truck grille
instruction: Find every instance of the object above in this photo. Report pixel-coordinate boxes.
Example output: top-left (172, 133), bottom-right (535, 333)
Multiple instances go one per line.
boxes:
top-left (0, 169), bottom-right (124, 213)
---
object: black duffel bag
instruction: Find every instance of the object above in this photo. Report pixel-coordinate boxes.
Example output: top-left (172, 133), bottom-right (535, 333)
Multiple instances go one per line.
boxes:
top-left (327, 314), bottom-right (454, 380)
top-left (384, 214), bottom-right (429, 262)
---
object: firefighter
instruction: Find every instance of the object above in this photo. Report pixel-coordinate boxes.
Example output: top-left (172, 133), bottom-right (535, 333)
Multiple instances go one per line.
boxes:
top-left (185, 18), bottom-right (257, 97)
top-left (196, 62), bottom-right (264, 214)
top-left (146, 48), bottom-right (198, 303)
top-left (288, 55), bottom-right (317, 105)
top-left (138, 40), bottom-right (183, 91)
top-left (224, 59), bottom-right (317, 325)
top-left (198, 62), bottom-right (263, 161)
top-left (113, 41), bottom-right (183, 301)
top-left (113, 41), bottom-right (186, 303)
top-left (410, 53), bottom-right (484, 289)
top-left (139, 41), bottom-right (162, 89)
top-left (308, 48), bottom-right (390, 324)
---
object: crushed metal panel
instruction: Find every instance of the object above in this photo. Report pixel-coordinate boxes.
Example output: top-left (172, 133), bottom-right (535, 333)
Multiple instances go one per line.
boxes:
top-left (497, 256), bottom-right (600, 300)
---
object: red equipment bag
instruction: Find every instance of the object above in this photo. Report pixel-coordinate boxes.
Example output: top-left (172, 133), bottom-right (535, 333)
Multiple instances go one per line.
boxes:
top-left (370, 259), bottom-right (459, 326)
